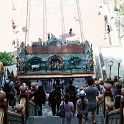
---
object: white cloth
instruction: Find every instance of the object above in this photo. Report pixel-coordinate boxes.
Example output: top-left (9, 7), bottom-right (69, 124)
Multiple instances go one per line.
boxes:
top-left (32, 65), bottom-right (39, 68)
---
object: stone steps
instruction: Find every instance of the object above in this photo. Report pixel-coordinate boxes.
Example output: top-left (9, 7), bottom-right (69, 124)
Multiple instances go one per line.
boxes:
top-left (27, 115), bottom-right (104, 124)
top-left (27, 104), bottom-right (104, 124)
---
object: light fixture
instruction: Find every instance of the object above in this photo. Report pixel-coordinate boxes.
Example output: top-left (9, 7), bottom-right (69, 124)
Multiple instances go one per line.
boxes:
top-left (116, 58), bottom-right (122, 82)
top-left (108, 60), bottom-right (114, 79)
top-left (116, 58), bottom-right (122, 64)
top-left (108, 61), bottom-right (113, 67)
top-left (102, 66), bottom-right (106, 82)
top-left (102, 66), bottom-right (106, 71)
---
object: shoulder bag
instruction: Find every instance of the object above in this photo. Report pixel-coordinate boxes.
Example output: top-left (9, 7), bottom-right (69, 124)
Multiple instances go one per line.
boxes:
top-left (58, 101), bottom-right (65, 118)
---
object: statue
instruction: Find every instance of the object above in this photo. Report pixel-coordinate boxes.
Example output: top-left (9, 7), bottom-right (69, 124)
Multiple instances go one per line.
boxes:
top-left (18, 58), bottom-right (25, 72)
top-left (0, 62), bottom-right (4, 85)
top-left (18, 42), bottom-right (25, 58)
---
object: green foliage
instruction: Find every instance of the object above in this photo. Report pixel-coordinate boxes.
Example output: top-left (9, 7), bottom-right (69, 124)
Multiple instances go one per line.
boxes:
top-left (0, 51), bottom-right (15, 66)
top-left (26, 56), bottom-right (42, 64)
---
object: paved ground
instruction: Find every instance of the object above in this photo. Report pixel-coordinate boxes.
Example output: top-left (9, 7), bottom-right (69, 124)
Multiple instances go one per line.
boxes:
top-left (27, 103), bottom-right (104, 124)
top-left (34, 78), bottom-right (86, 92)
top-left (27, 115), bottom-right (104, 124)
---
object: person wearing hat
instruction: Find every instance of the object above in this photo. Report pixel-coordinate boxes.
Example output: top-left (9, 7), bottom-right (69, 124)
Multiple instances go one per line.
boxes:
top-left (76, 90), bottom-right (89, 124)
top-left (48, 86), bottom-right (62, 116)
top-left (76, 86), bottom-right (80, 93)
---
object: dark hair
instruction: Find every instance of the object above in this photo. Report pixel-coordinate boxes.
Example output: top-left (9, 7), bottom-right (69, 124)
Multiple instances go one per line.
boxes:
top-left (56, 79), bottom-right (60, 85)
top-left (38, 86), bottom-right (43, 91)
top-left (80, 96), bottom-right (85, 110)
top-left (68, 80), bottom-right (73, 84)
top-left (115, 85), bottom-right (122, 94)
top-left (55, 86), bottom-right (60, 91)
top-left (114, 76), bottom-right (118, 83)
top-left (8, 75), bottom-right (12, 79)
top-left (100, 81), bottom-right (104, 85)
top-left (56, 79), bottom-right (60, 83)
top-left (87, 78), bottom-right (94, 85)
top-left (109, 80), bottom-right (114, 85)
top-left (106, 78), bottom-right (110, 83)
top-left (64, 93), bottom-right (70, 104)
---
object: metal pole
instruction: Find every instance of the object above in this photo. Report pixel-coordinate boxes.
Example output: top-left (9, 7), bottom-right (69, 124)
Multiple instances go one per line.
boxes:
top-left (76, 0), bottom-right (85, 42)
top-left (118, 63), bottom-right (120, 82)
top-left (109, 66), bottom-right (111, 79)
top-left (59, 0), bottom-right (65, 42)
top-left (43, 0), bottom-right (47, 43)
top-left (103, 71), bottom-right (105, 82)
top-left (118, 19), bottom-right (120, 39)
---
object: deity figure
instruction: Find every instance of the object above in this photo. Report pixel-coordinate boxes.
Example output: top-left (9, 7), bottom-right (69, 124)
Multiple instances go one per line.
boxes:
top-left (18, 58), bottom-right (25, 72)
top-left (49, 61), bottom-right (54, 71)
top-left (18, 42), bottom-right (25, 58)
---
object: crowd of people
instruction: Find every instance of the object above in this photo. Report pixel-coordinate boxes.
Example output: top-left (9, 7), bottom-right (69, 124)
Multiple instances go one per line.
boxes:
top-left (1, 75), bottom-right (123, 124)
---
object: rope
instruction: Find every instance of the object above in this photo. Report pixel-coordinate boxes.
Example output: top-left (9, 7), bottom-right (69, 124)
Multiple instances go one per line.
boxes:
top-left (76, 0), bottom-right (85, 42)
top-left (59, 0), bottom-right (65, 42)
top-left (25, 0), bottom-right (31, 46)
top-left (43, 0), bottom-right (47, 43)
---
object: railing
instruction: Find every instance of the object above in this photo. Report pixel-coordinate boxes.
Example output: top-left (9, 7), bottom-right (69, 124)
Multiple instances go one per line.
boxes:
top-left (103, 91), bottom-right (112, 117)
top-left (96, 99), bottom-right (104, 115)
top-left (8, 111), bottom-right (24, 124)
top-left (96, 89), bottom-right (124, 124)
top-left (28, 101), bottom-right (36, 116)
top-left (105, 97), bottom-right (124, 124)
top-left (0, 91), bottom-right (36, 124)
top-left (96, 91), bottom-right (112, 119)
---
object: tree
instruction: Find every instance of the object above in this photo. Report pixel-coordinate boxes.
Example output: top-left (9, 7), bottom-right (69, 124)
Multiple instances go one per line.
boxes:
top-left (0, 51), bottom-right (15, 66)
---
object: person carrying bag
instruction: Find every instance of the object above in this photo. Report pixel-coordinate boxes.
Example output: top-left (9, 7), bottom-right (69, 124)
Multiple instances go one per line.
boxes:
top-left (59, 93), bottom-right (74, 124)
top-left (58, 101), bottom-right (65, 118)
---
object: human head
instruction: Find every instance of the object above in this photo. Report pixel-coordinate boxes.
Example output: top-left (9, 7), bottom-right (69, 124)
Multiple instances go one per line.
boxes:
top-left (99, 80), bottom-right (104, 85)
top-left (109, 80), bottom-right (114, 85)
top-left (106, 78), bottom-right (110, 83)
top-left (79, 90), bottom-right (86, 98)
top-left (64, 93), bottom-right (70, 103)
top-left (75, 86), bottom-right (78, 89)
top-left (68, 80), bottom-right (73, 85)
top-left (114, 76), bottom-right (118, 83)
top-left (56, 79), bottom-right (60, 85)
top-left (114, 82), bottom-right (119, 87)
top-left (116, 84), bottom-right (122, 93)
top-left (38, 86), bottom-right (43, 92)
top-left (55, 86), bottom-right (60, 92)
top-left (8, 75), bottom-right (13, 80)
top-left (87, 78), bottom-right (94, 86)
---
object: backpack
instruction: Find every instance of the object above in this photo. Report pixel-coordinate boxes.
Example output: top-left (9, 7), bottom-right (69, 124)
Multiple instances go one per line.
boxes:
top-left (66, 86), bottom-right (77, 97)
top-left (3, 80), bottom-right (11, 93)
